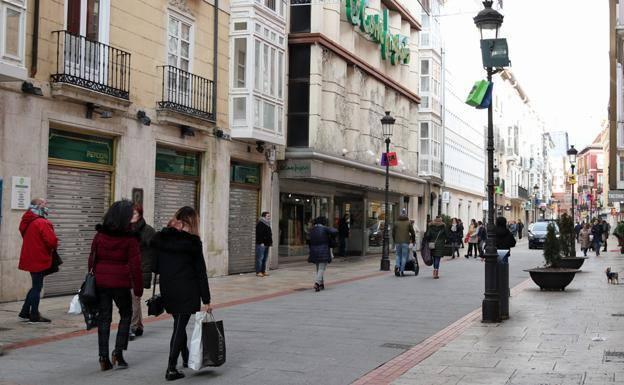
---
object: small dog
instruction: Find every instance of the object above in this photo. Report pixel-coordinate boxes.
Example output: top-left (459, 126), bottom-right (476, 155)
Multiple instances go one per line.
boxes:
top-left (606, 267), bottom-right (619, 284)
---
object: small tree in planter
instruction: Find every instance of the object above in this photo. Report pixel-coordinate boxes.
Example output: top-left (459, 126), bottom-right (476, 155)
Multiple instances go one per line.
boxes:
top-left (543, 223), bottom-right (561, 267)
top-left (558, 213), bottom-right (574, 257)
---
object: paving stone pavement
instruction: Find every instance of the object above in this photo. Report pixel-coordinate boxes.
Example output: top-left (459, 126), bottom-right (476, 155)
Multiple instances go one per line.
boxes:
top-left (0, 240), bottom-right (540, 385)
top-left (391, 243), bottom-right (624, 385)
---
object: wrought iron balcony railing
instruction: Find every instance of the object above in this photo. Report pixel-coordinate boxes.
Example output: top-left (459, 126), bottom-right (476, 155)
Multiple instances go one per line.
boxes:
top-left (158, 65), bottom-right (215, 121)
top-left (518, 186), bottom-right (529, 199)
top-left (51, 31), bottom-right (131, 100)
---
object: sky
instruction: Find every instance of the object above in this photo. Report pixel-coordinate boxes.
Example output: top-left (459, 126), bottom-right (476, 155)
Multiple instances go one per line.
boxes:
top-left (439, 0), bottom-right (610, 150)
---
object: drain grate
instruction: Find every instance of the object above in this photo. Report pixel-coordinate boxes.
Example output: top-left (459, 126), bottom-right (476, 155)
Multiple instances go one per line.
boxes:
top-left (612, 313), bottom-right (624, 317)
top-left (0, 327), bottom-right (9, 332)
top-left (604, 351), bottom-right (624, 363)
top-left (380, 343), bottom-right (413, 350)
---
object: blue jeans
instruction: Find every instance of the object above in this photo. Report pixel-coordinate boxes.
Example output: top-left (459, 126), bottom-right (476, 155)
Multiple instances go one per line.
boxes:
top-left (20, 272), bottom-right (45, 317)
top-left (255, 244), bottom-right (270, 273)
top-left (593, 239), bottom-right (601, 256)
top-left (395, 243), bottom-right (409, 273)
top-left (433, 256), bottom-right (441, 269)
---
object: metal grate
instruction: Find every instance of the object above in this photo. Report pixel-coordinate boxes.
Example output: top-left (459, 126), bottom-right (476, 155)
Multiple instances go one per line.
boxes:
top-left (604, 351), bottom-right (624, 363)
top-left (611, 313), bottom-right (624, 317)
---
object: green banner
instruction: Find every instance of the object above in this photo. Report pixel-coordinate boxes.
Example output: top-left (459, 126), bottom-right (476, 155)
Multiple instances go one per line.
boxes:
top-left (156, 147), bottom-right (199, 177)
top-left (231, 164), bottom-right (260, 185)
top-left (48, 129), bottom-right (113, 165)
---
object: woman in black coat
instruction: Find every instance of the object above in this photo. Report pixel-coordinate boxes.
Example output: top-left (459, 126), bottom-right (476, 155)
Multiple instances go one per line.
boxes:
top-left (151, 207), bottom-right (211, 381)
top-left (308, 216), bottom-right (338, 292)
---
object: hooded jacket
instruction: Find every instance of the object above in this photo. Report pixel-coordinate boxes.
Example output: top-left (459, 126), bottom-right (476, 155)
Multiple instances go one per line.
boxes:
top-left (393, 215), bottom-right (415, 244)
top-left (18, 210), bottom-right (59, 273)
top-left (308, 224), bottom-right (338, 264)
top-left (151, 227), bottom-right (211, 314)
top-left (88, 225), bottom-right (143, 297)
top-left (425, 220), bottom-right (448, 258)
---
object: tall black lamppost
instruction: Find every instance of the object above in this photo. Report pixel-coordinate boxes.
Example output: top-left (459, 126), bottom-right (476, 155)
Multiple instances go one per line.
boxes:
top-left (588, 174), bottom-right (595, 222)
top-left (567, 145), bottom-right (578, 257)
top-left (474, 0), bottom-right (507, 323)
top-left (380, 111), bottom-right (395, 271)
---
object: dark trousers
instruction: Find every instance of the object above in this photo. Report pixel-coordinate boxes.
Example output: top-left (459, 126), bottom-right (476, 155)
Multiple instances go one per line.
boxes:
top-left (339, 236), bottom-right (348, 257)
top-left (467, 243), bottom-right (478, 256)
top-left (20, 272), bottom-right (45, 316)
top-left (97, 288), bottom-right (132, 357)
top-left (169, 313), bottom-right (191, 369)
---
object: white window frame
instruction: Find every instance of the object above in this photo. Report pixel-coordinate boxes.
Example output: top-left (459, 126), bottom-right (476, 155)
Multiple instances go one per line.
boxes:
top-left (232, 36), bottom-right (248, 89)
top-left (166, 10), bottom-right (194, 73)
top-left (1, 0), bottom-right (26, 64)
top-left (63, 0), bottom-right (110, 44)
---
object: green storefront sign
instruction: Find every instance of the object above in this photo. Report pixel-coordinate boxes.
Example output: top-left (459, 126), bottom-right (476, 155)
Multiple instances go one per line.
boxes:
top-left (48, 129), bottom-right (113, 165)
top-left (345, 0), bottom-right (410, 65)
top-left (231, 164), bottom-right (260, 185)
top-left (156, 147), bottom-right (199, 177)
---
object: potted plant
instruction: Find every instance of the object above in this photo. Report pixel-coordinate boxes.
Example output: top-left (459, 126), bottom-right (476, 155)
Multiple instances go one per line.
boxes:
top-left (525, 222), bottom-right (580, 291)
top-left (554, 213), bottom-right (587, 269)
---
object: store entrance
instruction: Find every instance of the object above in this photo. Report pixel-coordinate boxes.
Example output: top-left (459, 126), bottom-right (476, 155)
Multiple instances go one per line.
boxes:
top-left (333, 198), bottom-right (364, 256)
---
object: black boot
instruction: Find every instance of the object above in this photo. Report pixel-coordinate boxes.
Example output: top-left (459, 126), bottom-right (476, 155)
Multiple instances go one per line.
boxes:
top-left (314, 283), bottom-right (320, 292)
top-left (166, 368), bottom-right (185, 381)
top-left (112, 349), bottom-right (128, 369)
top-left (394, 266), bottom-right (400, 276)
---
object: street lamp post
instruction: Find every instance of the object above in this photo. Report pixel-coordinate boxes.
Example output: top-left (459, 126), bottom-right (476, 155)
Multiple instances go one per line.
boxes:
top-left (588, 174), bottom-right (595, 222)
top-left (380, 111), bottom-right (395, 271)
top-left (567, 145), bottom-right (578, 257)
top-left (474, 0), bottom-right (506, 323)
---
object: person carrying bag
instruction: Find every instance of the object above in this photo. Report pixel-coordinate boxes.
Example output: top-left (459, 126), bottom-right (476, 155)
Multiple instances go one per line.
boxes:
top-left (424, 216), bottom-right (448, 279)
top-left (188, 311), bottom-right (226, 370)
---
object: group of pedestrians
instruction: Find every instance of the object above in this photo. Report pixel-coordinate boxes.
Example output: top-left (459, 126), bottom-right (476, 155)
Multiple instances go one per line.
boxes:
top-left (576, 218), bottom-right (611, 256)
top-left (17, 198), bottom-right (210, 381)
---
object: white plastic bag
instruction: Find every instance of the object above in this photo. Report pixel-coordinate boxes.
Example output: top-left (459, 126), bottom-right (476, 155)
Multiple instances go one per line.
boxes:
top-left (188, 311), bottom-right (209, 370)
top-left (68, 294), bottom-right (82, 315)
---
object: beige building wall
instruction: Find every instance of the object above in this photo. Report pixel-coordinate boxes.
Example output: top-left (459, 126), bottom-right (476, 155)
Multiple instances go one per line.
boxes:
top-left (0, 0), bottom-right (263, 302)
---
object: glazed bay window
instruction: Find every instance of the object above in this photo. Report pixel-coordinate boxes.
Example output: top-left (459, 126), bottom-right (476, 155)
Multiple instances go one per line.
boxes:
top-left (419, 121), bottom-right (442, 177)
top-left (234, 37), bottom-right (247, 88)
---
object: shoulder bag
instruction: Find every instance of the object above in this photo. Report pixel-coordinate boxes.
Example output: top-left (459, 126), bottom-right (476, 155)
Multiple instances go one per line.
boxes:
top-left (79, 248), bottom-right (97, 305)
top-left (428, 230), bottom-right (441, 250)
top-left (146, 274), bottom-right (165, 316)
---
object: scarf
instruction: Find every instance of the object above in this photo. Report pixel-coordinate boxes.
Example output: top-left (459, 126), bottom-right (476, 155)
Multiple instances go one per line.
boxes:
top-left (29, 204), bottom-right (49, 218)
top-left (260, 217), bottom-right (271, 227)
top-left (451, 224), bottom-right (457, 232)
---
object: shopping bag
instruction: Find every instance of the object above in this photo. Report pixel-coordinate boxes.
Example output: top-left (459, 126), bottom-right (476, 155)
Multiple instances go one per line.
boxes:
top-left (68, 294), bottom-right (82, 315)
top-left (188, 312), bottom-right (208, 370)
top-left (420, 240), bottom-right (433, 266)
top-left (201, 313), bottom-right (226, 367)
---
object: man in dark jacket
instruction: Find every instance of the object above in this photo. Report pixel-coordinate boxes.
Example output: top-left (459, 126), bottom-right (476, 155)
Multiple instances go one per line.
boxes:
top-left (18, 198), bottom-right (58, 323)
top-left (255, 212), bottom-right (273, 277)
top-left (591, 219), bottom-right (604, 256)
top-left (494, 217), bottom-right (516, 250)
top-left (393, 210), bottom-right (416, 276)
top-left (601, 219), bottom-right (611, 252)
top-left (574, 222), bottom-right (582, 241)
top-left (338, 214), bottom-right (350, 257)
top-left (129, 205), bottom-right (155, 339)
top-left (308, 217), bottom-right (338, 291)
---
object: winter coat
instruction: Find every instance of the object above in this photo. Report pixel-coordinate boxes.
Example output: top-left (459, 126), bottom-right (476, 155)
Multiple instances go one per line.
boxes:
top-left (338, 218), bottom-right (350, 238)
top-left (256, 220), bottom-right (273, 246)
top-left (517, 222), bottom-right (524, 234)
top-left (448, 224), bottom-right (462, 244)
top-left (308, 225), bottom-right (338, 264)
top-left (457, 223), bottom-right (465, 238)
top-left (494, 226), bottom-right (516, 250)
top-left (133, 219), bottom-right (156, 289)
top-left (88, 225), bottom-right (143, 297)
top-left (468, 224), bottom-right (479, 243)
top-left (151, 227), bottom-right (211, 314)
top-left (591, 224), bottom-right (603, 241)
top-left (478, 225), bottom-right (487, 242)
top-left (579, 228), bottom-right (591, 249)
top-left (18, 211), bottom-right (59, 273)
top-left (393, 215), bottom-right (415, 244)
top-left (424, 221), bottom-right (448, 258)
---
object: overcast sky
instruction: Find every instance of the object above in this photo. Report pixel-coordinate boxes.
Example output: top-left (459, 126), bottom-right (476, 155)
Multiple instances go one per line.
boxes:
top-left (440, 0), bottom-right (609, 149)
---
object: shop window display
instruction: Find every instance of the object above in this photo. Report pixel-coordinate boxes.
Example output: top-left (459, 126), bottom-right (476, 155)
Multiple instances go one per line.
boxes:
top-left (279, 194), bottom-right (329, 256)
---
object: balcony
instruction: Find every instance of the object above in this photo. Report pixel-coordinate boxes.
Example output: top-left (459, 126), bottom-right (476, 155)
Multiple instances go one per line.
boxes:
top-left (518, 186), bottom-right (529, 199)
top-left (50, 31), bottom-right (131, 108)
top-left (157, 65), bottom-right (215, 126)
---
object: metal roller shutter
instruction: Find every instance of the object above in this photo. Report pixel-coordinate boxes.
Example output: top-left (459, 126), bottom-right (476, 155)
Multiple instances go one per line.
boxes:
top-left (154, 177), bottom-right (197, 231)
top-left (228, 186), bottom-right (259, 274)
top-left (45, 166), bottom-right (111, 296)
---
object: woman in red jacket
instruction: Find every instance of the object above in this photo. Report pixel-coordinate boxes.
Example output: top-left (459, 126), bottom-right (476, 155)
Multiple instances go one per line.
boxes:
top-left (18, 198), bottom-right (58, 323)
top-left (88, 200), bottom-right (143, 371)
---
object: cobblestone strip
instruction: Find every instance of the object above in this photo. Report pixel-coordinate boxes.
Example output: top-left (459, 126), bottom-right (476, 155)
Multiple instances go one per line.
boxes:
top-left (3, 271), bottom-right (386, 352)
top-left (351, 278), bottom-right (533, 385)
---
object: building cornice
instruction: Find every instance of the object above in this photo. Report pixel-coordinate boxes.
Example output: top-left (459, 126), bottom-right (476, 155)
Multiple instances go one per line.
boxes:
top-left (382, 0), bottom-right (422, 31)
top-left (289, 32), bottom-right (421, 105)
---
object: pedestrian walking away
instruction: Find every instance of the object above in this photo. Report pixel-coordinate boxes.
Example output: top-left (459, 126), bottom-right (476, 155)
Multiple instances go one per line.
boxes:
top-left (457, 219), bottom-right (465, 248)
top-left (509, 221), bottom-right (517, 239)
top-left (614, 220), bottom-right (624, 253)
top-left (494, 217), bottom-right (516, 250)
top-left (579, 224), bottom-right (591, 257)
top-left (477, 221), bottom-right (487, 258)
top-left (88, 200), bottom-right (143, 371)
top-left (424, 216), bottom-right (448, 279)
top-left (465, 219), bottom-right (479, 258)
top-left (448, 218), bottom-right (462, 259)
top-left (308, 216), bottom-right (338, 291)
top-left (517, 219), bottom-right (524, 240)
top-left (591, 219), bottom-right (603, 256)
top-left (601, 219), bottom-right (610, 252)
top-left (255, 211), bottom-right (273, 277)
top-left (18, 198), bottom-right (59, 323)
top-left (574, 221), bottom-right (583, 242)
top-left (151, 206), bottom-right (212, 381)
top-left (393, 209), bottom-right (416, 276)
top-left (338, 213), bottom-right (350, 258)
top-left (129, 204), bottom-right (156, 340)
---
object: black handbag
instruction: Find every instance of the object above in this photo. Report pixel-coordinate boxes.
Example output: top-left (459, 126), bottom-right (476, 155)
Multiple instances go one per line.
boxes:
top-left (146, 274), bottom-right (164, 317)
top-left (79, 249), bottom-right (97, 305)
top-left (43, 250), bottom-right (63, 276)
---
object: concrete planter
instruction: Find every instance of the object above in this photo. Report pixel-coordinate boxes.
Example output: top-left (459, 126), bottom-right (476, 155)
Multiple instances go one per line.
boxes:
top-left (553, 257), bottom-right (588, 270)
top-left (524, 268), bottom-right (580, 291)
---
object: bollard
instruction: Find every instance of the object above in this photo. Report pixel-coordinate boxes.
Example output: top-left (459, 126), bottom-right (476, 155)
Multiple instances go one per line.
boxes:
top-left (497, 250), bottom-right (510, 320)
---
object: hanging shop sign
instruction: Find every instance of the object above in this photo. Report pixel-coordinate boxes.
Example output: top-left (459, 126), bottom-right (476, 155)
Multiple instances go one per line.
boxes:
top-left (380, 152), bottom-right (398, 166)
top-left (344, 0), bottom-right (410, 65)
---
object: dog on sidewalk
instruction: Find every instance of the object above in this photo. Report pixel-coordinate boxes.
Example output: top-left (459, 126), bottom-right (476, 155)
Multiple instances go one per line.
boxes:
top-left (606, 267), bottom-right (619, 284)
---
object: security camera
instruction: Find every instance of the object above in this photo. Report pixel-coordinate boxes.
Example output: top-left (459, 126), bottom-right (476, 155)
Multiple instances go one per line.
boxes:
top-left (136, 110), bottom-right (151, 126)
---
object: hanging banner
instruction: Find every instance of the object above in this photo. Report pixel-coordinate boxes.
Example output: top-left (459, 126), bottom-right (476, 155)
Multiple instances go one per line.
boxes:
top-left (380, 152), bottom-right (398, 167)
